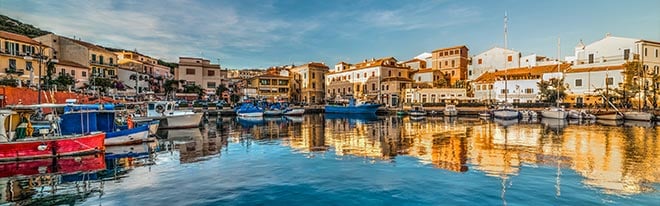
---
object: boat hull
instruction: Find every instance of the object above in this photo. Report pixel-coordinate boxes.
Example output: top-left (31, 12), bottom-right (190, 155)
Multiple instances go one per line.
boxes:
top-left (493, 110), bottom-right (519, 120)
top-left (238, 112), bottom-right (264, 117)
top-left (443, 110), bottom-right (458, 116)
top-left (0, 133), bottom-right (105, 161)
top-left (105, 125), bottom-right (150, 146)
top-left (283, 108), bottom-right (305, 116)
top-left (595, 112), bottom-right (623, 120)
top-left (325, 104), bottom-right (380, 114)
top-left (623, 111), bottom-right (653, 121)
top-left (263, 110), bottom-right (283, 116)
top-left (541, 110), bottom-right (568, 119)
top-left (156, 113), bottom-right (204, 129)
top-left (409, 111), bottom-right (427, 116)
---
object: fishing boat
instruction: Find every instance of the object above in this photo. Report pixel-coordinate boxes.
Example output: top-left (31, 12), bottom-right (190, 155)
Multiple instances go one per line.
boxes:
top-left (283, 107), bottom-right (305, 116)
top-left (541, 107), bottom-right (568, 119)
top-left (493, 103), bottom-right (519, 120)
top-left (59, 104), bottom-right (150, 146)
top-left (0, 107), bottom-right (105, 161)
top-left (325, 98), bottom-right (381, 114)
top-left (140, 101), bottom-right (204, 129)
top-left (443, 104), bottom-right (458, 116)
top-left (623, 111), bottom-right (653, 121)
top-left (236, 103), bottom-right (264, 117)
top-left (409, 104), bottom-right (427, 116)
top-left (263, 103), bottom-right (283, 116)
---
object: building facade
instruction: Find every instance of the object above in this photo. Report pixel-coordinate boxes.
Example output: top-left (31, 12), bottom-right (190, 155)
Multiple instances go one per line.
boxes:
top-left (473, 64), bottom-right (569, 103)
top-left (467, 47), bottom-right (520, 81)
top-left (404, 88), bottom-right (468, 104)
top-left (0, 31), bottom-right (46, 86)
top-left (291, 62), bottom-right (329, 105)
top-left (325, 57), bottom-right (411, 106)
top-left (248, 74), bottom-right (290, 101)
top-left (54, 60), bottom-right (88, 89)
top-left (176, 57), bottom-right (225, 95)
top-left (431, 45), bottom-right (469, 85)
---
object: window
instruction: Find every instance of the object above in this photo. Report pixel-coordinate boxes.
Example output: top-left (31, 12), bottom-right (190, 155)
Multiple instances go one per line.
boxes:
top-left (312, 82), bottom-right (316, 89)
top-left (478, 59), bottom-right (482, 64)
top-left (279, 80), bottom-right (288, 85)
top-left (207, 82), bottom-right (216, 88)
top-left (260, 79), bottom-right (269, 85)
top-left (207, 70), bottom-right (215, 76)
top-left (71, 70), bottom-right (75, 77)
top-left (186, 69), bottom-right (195, 75)
top-left (489, 85), bottom-right (493, 89)
top-left (388, 71), bottom-right (392, 76)
top-left (61, 68), bottom-right (65, 74)
top-left (575, 79), bottom-right (583, 87)
top-left (82, 71), bottom-right (87, 77)
top-left (623, 49), bottom-right (630, 60)
top-left (606, 77), bottom-right (614, 86)
top-left (386, 85), bottom-right (389, 90)
top-left (26, 62), bottom-right (32, 71)
top-left (110, 58), bottom-right (114, 65)
top-left (372, 83), bottom-right (376, 91)
top-left (304, 73), bottom-right (307, 79)
top-left (445, 61), bottom-right (448, 66)
top-left (372, 71), bottom-right (375, 77)
top-left (525, 88), bottom-right (534, 94)
top-left (588, 54), bottom-right (594, 64)
top-left (357, 73), bottom-right (360, 78)
top-left (451, 60), bottom-right (455, 67)
top-left (507, 55), bottom-right (512, 62)
top-left (312, 73), bottom-right (315, 79)
top-left (655, 66), bottom-right (659, 75)
top-left (8, 59), bottom-right (16, 70)
top-left (450, 50), bottom-right (454, 55)
top-left (91, 54), bottom-right (97, 62)
top-left (398, 72), bottom-right (401, 77)
top-left (469, 70), bottom-right (472, 76)
top-left (501, 89), bottom-right (508, 94)
top-left (656, 49), bottom-right (658, 57)
top-left (644, 48), bottom-right (648, 56)
top-left (99, 56), bottom-right (104, 64)
top-left (107, 69), bottom-right (115, 76)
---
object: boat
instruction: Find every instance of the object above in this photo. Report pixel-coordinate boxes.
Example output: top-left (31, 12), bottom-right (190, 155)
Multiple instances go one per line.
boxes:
top-left (568, 110), bottom-right (581, 119)
top-left (409, 104), bottom-right (427, 116)
top-left (325, 98), bottom-right (381, 114)
top-left (283, 107), bottom-right (305, 116)
top-left (623, 120), bottom-right (653, 128)
top-left (59, 104), bottom-right (150, 146)
top-left (141, 101), bottom-right (204, 129)
top-left (443, 104), bottom-right (458, 116)
top-left (263, 109), bottom-right (283, 116)
top-left (541, 107), bottom-right (568, 119)
top-left (396, 110), bottom-right (407, 116)
top-left (623, 111), bottom-right (653, 121)
top-left (593, 110), bottom-right (623, 120)
top-left (235, 103), bottom-right (264, 117)
top-left (541, 118), bottom-right (567, 130)
top-left (133, 119), bottom-right (160, 136)
top-left (0, 154), bottom-right (106, 178)
top-left (0, 108), bottom-right (105, 161)
top-left (493, 103), bottom-right (519, 120)
top-left (479, 110), bottom-right (492, 118)
top-left (410, 116), bottom-right (426, 121)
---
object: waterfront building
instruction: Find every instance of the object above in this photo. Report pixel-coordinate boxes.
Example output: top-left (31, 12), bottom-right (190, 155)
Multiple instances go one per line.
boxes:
top-left (247, 73), bottom-right (290, 101)
top-left (520, 54), bottom-right (557, 67)
top-left (404, 88), bottom-right (468, 104)
top-left (325, 57), bottom-right (411, 106)
top-left (467, 47), bottom-right (520, 81)
top-left (400, 58), bottom-right (427, 70)
top-left (114, 50), bottom-right (172, 79)
top-left (563, 64), bottom-right (624, 106)
top-left (116, 67), bottom-right (151, 96)
top-left (0, 31), bottom-right (47, 86)
top-left (291, 62), bottom-right (329, 105)
top-left (472, 64), bottom-right (569, 103)
top-left (35, 34), bottom-right (118, 79)
top-left (430, 45), bottom-right (469, 85)
top-left (175, 57), bottom-right (226, 96)
top-left (410, 68), bottom-right (444, 88)
top-left (54, 60), bottom-right (88, 89)
top-left (227, 69), bottom-right (264, 79)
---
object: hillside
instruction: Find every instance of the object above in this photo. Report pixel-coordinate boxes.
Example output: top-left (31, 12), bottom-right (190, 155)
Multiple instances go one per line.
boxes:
top-left (0, 14), bottom-right (51, 37)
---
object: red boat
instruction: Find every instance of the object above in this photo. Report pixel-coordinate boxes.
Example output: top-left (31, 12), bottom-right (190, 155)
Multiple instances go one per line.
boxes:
top-left (0, 154), bottom-right (106, 178)
top-left (0, 106), bottom-right (106, 162)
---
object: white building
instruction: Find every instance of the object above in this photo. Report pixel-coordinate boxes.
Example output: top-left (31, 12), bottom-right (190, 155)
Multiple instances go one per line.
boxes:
top-left (564, 65), bottom-right (624, 105)
top-left (404, 88), bottom-right (468, 104)
top-left (520, 54), bottom-right (557, 67)
top-left (116, 67), bottom-right (151, 95)
top-left (567, 33), bottom-right (639, 67)
top-left (468, 47), bottom-right (521, 81)
top-left (472, 64), bottom-right (569, 103)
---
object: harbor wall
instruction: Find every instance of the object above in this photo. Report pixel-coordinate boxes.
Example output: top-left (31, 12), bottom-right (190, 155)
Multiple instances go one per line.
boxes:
top-left (0, 86), bottom-right (99, 106)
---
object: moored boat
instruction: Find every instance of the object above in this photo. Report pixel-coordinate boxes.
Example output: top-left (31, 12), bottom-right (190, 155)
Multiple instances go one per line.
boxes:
top-left (593, 111), bottom-right (623, 120)
top-left (142, 101), bottom-right (204, 129)
top-left (283, 107), bottom-right (305, 116)
top-left (236, 103), bottom-right (264, 117)
top-left (409, 104), bottom-right (427, 116)
top-left (493, 103), bottom-right (519, 120)
top-left (325, 98), bottom-right (381, 114)
top-left (443, 104), bottom-right (458, 116)
top-left (59, 105), bottom-right (151, 146)
top-left (541, 107), bottom-right (568, 119)
top-left (623, 111), bottom-right (653, 121)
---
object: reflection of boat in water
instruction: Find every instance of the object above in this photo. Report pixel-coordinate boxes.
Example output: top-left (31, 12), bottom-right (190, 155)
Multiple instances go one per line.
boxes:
top-left (284, 116), bottom-right (303, 123)
top-left (105, 144), bottom-right (152, 159)
top-left (236, 116), bottom-right (266, 128)
top-left (410, 116), bottom-right (426, 121)
top-left (0, 154), bottom-right (106, 178)
top-left (596, 119), bottom-right (623, 126)
top-left (493, 118), bottom-right (518, 127)
top-left (156, 127), bottom-right (202, 142)
top-left (541, 118), bottom-right (567, 130)
top-left (324, 113), bottom-right (379, 123)
top-left (623, 120), bottom-right (653, 128)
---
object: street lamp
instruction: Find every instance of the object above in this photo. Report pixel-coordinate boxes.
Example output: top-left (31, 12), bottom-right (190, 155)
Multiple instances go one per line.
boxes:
top-left (24, 46), bottom-right (57, 104)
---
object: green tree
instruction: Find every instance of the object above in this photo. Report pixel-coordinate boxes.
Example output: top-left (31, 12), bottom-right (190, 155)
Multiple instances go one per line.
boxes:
top-left (215, 84), bottom-right (229, 96)
top-left (90, 77), bottom-right (114, 94)
top-left (183, 84), bottom-right (204, 98)
top-left (50, 74), bottom-right (75, 90)
top-left (433, 76), bottom-right (448, 88)
top-left (537, 78), bottom-right (567, 103)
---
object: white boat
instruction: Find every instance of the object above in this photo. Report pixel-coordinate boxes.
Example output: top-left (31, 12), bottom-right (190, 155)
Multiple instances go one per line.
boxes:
top-left (263, 109), bottom-right (283, 116)
top-left (104, 125), bottom-right (150, 146)
top-left (594, 111), bottom-right (623, 120)
top-left (541, 118), bottom-right (567, 130)
top-left (568, 110), bottom-right (581, 119)
top-left (493, 104), bottom-right (519, 120)
top-left (410, 116), bottom-right (426, 121)
top-left (623, 111), bottom-right (653, 121)
top-left (479, 112), bottom-right (491, 118)
top-left (133, 119), bottom-right (160, 136)
top-left (140, 101), bottom-right (204, 129)
top-left (541, 107), bottom-right (568, 119)
top-left (443, 104), bottom-right (458, 116)
top-left (409, 105), bottom-right (427, 116)
top-left (283, 107), bottom-right (305, 116)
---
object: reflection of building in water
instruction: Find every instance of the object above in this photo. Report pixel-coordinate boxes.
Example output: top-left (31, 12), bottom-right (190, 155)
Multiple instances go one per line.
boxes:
top-left (323, 116), bottom-right (404, 159)
top-left (402, 117), bottom-right (469, 172)
top-left (468, 121), bottom-right (660, 195)
top-left (160, 127), bottom-right (227, 164)
top-left (286, 114), bottom-right (328, 152)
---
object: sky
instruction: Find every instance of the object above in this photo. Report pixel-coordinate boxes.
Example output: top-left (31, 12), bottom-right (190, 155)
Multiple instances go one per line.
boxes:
top-left (1, 0), bottom-right (659, 69)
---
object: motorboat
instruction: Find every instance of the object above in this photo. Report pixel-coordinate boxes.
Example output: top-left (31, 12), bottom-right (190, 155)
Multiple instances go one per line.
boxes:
top-left (283, 107), bottom-right (305, 116)
top-left (623, 111), bottom-right (653, 121)
top-left (568, 110), bottom-right (581, 119)
top-left (493, 103), bottom-right (519, 120)
top-left (409, 105), bottom-right (427, 116)
top-left (541, 106), bottom-right (568, 119)
top-left (138, 101), bottom-right (204, 129)
top-left (235, 103), bottom-right (264, 117)
top-left (443, 104), bottom-right (458, 116)
top-left (325, 98), bottom-right (381, 114)
top-left (59, 103), bottom-right (150, 146)
top-left (593, 110), bottom-right (623, 120)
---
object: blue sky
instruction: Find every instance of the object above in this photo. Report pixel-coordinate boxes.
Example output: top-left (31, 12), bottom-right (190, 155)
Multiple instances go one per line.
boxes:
top-left (1, 0), bottom-right (659, 69)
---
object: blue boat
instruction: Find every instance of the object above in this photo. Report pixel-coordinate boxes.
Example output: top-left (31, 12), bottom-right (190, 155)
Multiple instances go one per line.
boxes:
top-left (236, 103), bottom-right (264, 117)
top-left (325, 98), bottom-right (381, 114)
top-left (60, 104), bottom-right (150, 146)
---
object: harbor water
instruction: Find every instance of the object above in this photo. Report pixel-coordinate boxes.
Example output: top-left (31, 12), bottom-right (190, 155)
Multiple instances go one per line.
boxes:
top-left (1, 114), bottom-right (659, 205)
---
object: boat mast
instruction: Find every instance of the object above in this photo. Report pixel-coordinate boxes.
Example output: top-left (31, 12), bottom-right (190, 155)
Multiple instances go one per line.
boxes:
top-left (557, 37), bottom-right (561, 108)
top-left (504, 12), bottom-right (508, 103)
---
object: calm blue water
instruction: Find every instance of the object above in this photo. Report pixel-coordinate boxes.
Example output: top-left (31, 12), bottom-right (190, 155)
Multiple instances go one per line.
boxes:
top-left (1, 114), bottom-right (659, 205)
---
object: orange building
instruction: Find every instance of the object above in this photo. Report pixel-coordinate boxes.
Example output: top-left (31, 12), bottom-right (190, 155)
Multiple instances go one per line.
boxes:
top-left (431, 45), bottom-right (469, 85)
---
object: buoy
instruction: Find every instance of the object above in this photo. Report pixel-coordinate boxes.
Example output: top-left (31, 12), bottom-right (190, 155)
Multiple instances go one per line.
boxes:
top-left (37, 144), bottom-right (48, 151)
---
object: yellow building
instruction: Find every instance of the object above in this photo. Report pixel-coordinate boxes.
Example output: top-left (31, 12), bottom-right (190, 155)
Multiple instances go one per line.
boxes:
top-left (291, 62), bottom-right (329, 105)
top-left (176, 57), bottom-right (225, 95)
top-left (0, 31), bottom-right (49, 85)
top-left (248, 73), bottom-right (290, 101)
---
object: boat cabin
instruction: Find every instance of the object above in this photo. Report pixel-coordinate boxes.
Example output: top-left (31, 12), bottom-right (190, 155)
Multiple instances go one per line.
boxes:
top-left (147, 101), bottom-right (177, 117)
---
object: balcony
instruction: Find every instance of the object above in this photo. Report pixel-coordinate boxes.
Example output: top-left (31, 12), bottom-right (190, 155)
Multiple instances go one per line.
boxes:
top-left (4, 68), bottom-right (25, 76)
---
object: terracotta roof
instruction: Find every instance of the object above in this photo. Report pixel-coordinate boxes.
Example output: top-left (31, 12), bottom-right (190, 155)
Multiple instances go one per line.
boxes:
top-left (303, 62), bottom-right (329, 68)
top-left (565, 64), bottom-right (625, 73)
top-left (472, 63), bottom-right (571, 83)
top-left (330, 57), bottom-right (408, 74)
top-left (252, 73), bottom-right (289, 79)
top-left (0, 31), bottom-right (42, 45)
top-left (414, 68), bottom-right (435, 73)
top-left (401, 58), bottom-right (425, 64)
top-left (57, 60), bottom-right (87, 68)
top-left (432, 45), bottom-right (468, 53)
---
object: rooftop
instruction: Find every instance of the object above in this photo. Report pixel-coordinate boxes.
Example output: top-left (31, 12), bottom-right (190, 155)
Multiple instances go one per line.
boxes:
top-left (0, 31), bottom-right (42, 45)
